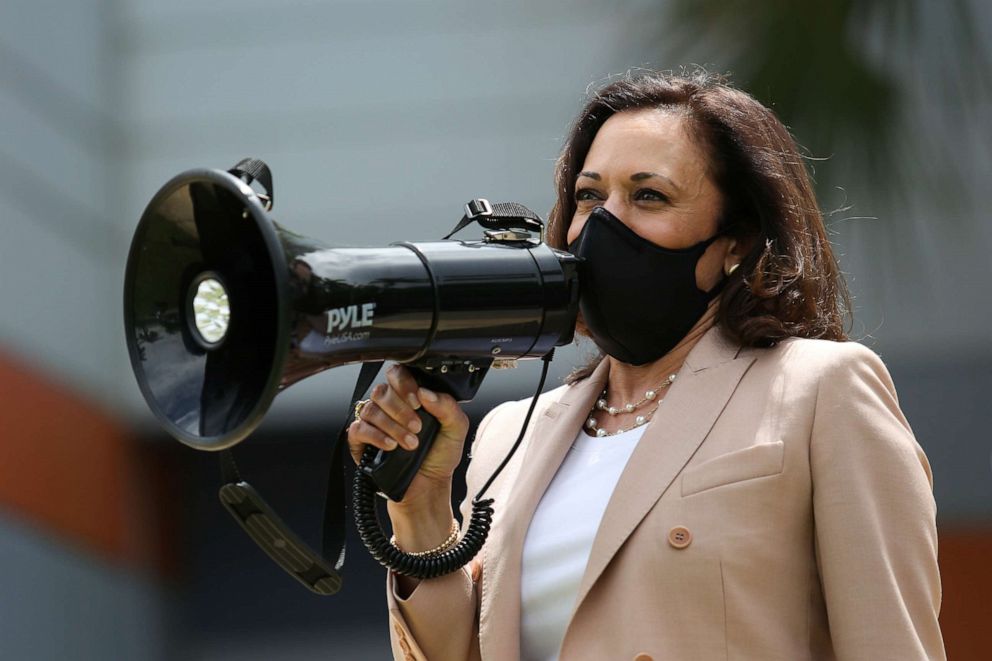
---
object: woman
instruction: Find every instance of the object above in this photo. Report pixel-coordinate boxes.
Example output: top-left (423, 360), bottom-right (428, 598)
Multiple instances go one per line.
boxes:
top-left (347, 70), bottom-right (945, 660)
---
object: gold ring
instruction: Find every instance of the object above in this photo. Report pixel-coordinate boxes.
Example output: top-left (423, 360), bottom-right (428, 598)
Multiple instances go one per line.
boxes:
top-left (353, 398), bottom-right (371, 421)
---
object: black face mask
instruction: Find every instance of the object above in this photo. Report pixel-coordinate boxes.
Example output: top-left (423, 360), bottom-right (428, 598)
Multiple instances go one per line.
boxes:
top-left (567, 206), bottom-right (725, 366)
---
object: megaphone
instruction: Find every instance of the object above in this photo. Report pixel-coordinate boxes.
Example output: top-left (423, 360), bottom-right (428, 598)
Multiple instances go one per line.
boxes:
top-left (123, 160), bottom-right (580, 592)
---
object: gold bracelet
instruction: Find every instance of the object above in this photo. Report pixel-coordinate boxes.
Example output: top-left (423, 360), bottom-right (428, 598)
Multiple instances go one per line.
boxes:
top-left (390, 519), bottom-right (460, 557)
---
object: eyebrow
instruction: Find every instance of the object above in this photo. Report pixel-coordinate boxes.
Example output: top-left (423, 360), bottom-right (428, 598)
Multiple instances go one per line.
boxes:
top-left (577, 170), bottom-right (681, 191)
top-left (631, 171), bottom-right (681, 191)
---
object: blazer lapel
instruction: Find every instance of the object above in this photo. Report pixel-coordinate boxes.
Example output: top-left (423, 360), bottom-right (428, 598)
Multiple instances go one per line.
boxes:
top-left (479, 359), bottom-right (609, 661)
top-left (571, 327), bottom-right (756, 614)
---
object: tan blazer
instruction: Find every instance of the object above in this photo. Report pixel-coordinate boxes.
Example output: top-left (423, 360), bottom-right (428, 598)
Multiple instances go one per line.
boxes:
top-left (386, 327), bottom-right (945, 660)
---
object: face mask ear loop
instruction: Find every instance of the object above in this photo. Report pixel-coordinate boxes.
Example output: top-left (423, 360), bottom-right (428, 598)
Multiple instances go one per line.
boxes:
top-left (695, 231), bottom-right (732, 299)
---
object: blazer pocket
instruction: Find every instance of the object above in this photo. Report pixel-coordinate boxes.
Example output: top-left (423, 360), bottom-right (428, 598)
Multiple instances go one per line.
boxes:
top-left (681, 441), bottom-right (785, 497)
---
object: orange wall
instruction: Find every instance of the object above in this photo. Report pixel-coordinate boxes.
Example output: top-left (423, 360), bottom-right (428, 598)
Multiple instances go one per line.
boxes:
top-left (0, 351), bottom-right (178, 577)
top-left (937, 527), bottom-right (992, 660)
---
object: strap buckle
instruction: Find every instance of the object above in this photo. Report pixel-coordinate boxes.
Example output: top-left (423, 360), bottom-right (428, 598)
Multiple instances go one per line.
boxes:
top-left (464, 198), bottom-right (493, 220)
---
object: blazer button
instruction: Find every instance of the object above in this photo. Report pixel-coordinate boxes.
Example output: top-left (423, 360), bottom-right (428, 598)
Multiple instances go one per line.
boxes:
top-left (668, 525), bottom-right (692, 549)
top-left (633, 654), bottom-right (654, 661)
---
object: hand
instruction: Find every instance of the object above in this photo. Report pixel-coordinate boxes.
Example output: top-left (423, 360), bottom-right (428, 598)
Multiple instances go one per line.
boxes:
top-left (346, 364), bottom-right (470, 512)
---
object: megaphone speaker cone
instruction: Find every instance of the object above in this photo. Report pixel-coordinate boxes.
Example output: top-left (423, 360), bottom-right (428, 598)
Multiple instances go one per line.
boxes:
top-left (124, 169), bottom-right (290, 450)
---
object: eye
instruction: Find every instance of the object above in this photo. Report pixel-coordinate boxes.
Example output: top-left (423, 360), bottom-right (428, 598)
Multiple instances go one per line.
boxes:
top-left (634, 188), bottom-right (668, 202)
top-left (574, 187), bottom-right (604, 203)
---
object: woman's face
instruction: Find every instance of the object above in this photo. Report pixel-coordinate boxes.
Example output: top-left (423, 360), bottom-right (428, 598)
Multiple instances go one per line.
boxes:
top-left (566, 108), bottom-right (736, 292)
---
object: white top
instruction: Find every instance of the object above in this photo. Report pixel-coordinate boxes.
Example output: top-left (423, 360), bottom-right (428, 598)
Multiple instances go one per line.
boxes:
top-left (519, 425), bottom-right (646, 661)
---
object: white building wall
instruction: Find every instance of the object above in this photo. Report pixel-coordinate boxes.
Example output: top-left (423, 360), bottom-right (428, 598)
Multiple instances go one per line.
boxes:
top-left (0, 2), bottom-right (168, 658)
top-left (0, 0), bottom-right (128, 410)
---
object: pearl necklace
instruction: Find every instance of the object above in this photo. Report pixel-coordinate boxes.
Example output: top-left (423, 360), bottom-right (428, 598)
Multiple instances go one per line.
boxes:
top-left (584, 372), bottom-right (678, 438)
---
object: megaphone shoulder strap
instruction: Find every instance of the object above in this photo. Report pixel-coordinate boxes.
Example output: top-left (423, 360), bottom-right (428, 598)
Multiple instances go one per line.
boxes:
top-left (443, 199), bottom-right (544, 239)
top-left (323, 360), bottom-right (386, 565)
top-left (215, 360), bottom-right (384, 596)
top-left (229, 157), bottom-right (274, 209)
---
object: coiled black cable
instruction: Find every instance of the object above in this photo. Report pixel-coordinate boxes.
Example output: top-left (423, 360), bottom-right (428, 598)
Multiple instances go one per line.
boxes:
top-left (352, 464), bottom-right (495, 578)
top-left (352, 352), bottom-right (553, 579)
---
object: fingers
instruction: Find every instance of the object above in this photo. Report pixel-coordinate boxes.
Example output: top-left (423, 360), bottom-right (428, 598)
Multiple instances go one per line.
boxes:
top-left (372, 379), bottom-right (423, 437)
top-left (345, 363), bottom-right (469, 466)
top-left (349, 400), bottom-right (418, 452)
top-left (346, 364), bottom-right (422, 464)
top-left (385, 364), bottom-right (422, 411)
top-left (416, 386), bottom-right (469, 440)
top-left (385, 364), bottom-right (468, 438)
top-left (367, 383), bottom-right (421, 449)
top-left (347, 420), bottom-right (373, 464)
top-left (347, 416), bottom-right (397, 461)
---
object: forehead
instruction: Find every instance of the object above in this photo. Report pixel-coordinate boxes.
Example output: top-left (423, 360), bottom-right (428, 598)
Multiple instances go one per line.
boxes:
top-left (581, 108), bottom-right (711, 179)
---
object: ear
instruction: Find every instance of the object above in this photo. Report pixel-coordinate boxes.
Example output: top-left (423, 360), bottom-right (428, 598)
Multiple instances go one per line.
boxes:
top-left (722, 235), bottom-right (754, 275)
top-left (722, 238), bottom-right (740, 275)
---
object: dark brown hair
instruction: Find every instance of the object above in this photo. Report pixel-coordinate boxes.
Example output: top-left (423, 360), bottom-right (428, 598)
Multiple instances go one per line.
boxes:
top-left (550, 69), bottom-right (850, 380)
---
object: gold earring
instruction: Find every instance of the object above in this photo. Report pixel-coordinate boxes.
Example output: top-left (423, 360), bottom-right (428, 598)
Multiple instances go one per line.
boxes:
top-left (725, 263), bottom-right (740, 277)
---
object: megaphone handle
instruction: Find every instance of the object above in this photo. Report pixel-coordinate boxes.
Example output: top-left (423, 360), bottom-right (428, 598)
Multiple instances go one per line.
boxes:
top-left (353, 352), bottom-right (552, 579)
top-left (361, 362), bottom-right (489, 501)
top-left (361, 406), bottom-right (442, 502)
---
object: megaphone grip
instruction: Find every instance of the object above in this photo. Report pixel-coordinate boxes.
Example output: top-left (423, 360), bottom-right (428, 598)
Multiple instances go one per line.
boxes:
top-left (361, 407), bottom-right (441, 502)
top-left (361, 362), bottom-right (489, 502)
top-left (352, 350), bottom-right (553, 579)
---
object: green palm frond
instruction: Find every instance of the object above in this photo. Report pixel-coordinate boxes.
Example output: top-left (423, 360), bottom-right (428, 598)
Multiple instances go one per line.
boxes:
top-left (633, 0), bottom-right (991, 212)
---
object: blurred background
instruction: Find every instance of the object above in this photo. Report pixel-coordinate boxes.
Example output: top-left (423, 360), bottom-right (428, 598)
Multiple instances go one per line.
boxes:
top-left (1, 0), bottom-right (989, 658)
